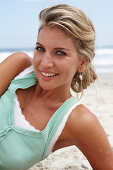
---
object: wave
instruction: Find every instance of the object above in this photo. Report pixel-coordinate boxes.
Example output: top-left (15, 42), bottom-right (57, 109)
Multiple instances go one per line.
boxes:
top-left (96, 48), bottom-right (113, 55)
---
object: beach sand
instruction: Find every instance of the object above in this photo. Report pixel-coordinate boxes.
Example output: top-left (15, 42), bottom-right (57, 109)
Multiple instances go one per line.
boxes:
top-left (29, 72), bottom-right (113, 170)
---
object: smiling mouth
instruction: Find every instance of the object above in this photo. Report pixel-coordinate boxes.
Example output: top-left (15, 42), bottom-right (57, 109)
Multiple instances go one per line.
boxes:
top-left (41, 72), bottom-right (59, 77)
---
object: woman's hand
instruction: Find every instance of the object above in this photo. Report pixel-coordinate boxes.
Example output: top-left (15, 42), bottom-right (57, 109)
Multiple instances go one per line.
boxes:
top-left (0, 52), bottom-right (32, 96)
top-left (68, 104), bottom-right (113, 169)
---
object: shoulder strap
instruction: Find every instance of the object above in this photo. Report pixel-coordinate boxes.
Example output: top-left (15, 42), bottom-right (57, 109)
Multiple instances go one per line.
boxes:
top-left (8, 67), bottom-right (36, 93)
top-left (42, 96), bottom-right (77, 158)
top-left (14, 65), bottom-right (34, 80)
top-left (45, 101), bottom-right (79, 157)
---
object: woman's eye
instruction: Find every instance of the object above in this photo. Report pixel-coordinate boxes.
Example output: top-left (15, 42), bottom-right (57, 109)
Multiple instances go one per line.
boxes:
top-left (56, 51), bottom-right (66, 56)
top-left (35, 46), bottom-right (45, 52)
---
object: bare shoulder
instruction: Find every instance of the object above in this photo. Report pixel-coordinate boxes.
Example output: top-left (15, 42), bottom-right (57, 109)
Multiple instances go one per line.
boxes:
top-left (1, 52), bottom-right (33, 67)
top-left (10, 52), bottom-right (33, 65)
top-left (0, 52), bottom-right (32, 96)
top-left (67, 104), bottom-right (113, 169)
top-left (68, 104), bottom-right (97, 130)
top-left (67, 103), bottom-right (105, 140)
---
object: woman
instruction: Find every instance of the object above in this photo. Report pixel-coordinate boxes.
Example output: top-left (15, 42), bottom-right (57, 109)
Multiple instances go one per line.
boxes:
top-left (0, 4), bottom-right (113, 170)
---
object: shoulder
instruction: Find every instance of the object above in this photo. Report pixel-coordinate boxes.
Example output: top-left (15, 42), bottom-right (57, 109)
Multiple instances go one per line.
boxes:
top-left (0, 52), bottom-right (33, 96)
top-left (67, 106), bottom-right (113, 169)
top-left (68, 104), bottom-right (97, 128)
top-left (11, 52), bottom-right (33, 65)
top-left (67, 104), bottom-right (101, 139)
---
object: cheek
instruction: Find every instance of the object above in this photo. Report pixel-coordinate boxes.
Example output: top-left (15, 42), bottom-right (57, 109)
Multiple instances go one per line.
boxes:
top-left (66, 63), bottom-right (79, 81)
top-left (71, 58), bottom-right (80, 72)
top-left (62, 59), bottom-right (78, 75)
top-left (33, 56), bottom-right (40, 77)
top-left (33, 53), bottom-right (36, 63)
top-left (33, 54), bottom-right (40, 66)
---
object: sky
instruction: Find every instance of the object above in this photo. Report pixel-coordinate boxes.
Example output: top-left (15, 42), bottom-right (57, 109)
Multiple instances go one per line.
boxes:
top-left (0, 0), bottom-right (113, 49)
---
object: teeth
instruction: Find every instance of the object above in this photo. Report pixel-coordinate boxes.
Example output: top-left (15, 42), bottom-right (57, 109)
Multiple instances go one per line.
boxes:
top-left (41, 72), bottom-right (57, 77)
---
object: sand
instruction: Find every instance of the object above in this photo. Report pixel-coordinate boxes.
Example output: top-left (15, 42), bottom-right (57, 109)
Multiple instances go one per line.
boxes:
top-left (28, 72), bottom-right (113, 170)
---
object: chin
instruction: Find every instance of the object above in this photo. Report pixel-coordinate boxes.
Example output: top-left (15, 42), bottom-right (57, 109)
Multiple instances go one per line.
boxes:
top-left (39, 82), bottom-right (56, 91)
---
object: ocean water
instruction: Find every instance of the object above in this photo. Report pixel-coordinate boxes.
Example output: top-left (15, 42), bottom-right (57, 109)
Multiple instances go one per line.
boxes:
top-left (0, 47), bottom-right (113, 73)
top-left (93, 47), bottom-right (113, 73)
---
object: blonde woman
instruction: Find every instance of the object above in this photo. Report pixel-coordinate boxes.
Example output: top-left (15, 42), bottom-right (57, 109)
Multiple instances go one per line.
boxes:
top-left (0, 4), bottom-right (113, 170)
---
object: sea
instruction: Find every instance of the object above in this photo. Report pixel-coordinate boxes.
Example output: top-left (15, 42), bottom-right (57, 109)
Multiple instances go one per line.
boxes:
top-left (0, 47), bottom-right (113, 73)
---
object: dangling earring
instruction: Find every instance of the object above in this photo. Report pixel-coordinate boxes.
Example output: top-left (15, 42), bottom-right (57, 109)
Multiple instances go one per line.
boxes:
top-left (79, 72), bottom-right (83, 81)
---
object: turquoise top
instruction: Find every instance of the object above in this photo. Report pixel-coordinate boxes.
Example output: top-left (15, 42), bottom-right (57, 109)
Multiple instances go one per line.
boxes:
top-left (0, 72), bottom-right (77, 170)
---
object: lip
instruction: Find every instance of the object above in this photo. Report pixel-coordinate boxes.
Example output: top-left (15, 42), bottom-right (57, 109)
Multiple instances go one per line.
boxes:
top-left (40, 69), bottom-right (58, 74)
top-left (39, 69), bottom-right (59, 81)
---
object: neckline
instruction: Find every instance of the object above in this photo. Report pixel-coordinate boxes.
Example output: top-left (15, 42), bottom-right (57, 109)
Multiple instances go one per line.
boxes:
top-left (10, 92), bottom-right (76, 135)
top-left (9, 73), bottom-right (76, 135)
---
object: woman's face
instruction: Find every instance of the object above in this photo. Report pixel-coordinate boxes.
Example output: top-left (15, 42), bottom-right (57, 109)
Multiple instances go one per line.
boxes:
top-left (33, 26), bottom-right (83, 91)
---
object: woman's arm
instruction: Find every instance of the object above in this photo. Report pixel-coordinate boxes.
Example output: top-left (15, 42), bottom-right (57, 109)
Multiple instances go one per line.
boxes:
top-left (0, 52), bottom-right (32, 96)
top-left (68, 104), bottom-right (113, 169)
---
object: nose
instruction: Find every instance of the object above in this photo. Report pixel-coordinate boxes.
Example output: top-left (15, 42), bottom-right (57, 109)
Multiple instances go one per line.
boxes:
top-left (41, 54), bottom-right (54, 68)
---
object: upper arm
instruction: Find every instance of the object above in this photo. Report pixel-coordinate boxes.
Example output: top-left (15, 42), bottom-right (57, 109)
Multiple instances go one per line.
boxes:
top-left (68, 104), bottom-right (113, 169)
top-left (0, 52), bottom-right (32, 96)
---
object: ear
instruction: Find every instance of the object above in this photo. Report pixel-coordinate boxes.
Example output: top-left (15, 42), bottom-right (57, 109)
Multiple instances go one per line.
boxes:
top-left (77, 60), bottom-right (86, 73)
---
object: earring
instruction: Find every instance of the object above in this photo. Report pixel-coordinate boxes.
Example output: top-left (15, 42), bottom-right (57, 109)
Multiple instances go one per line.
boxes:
top-left (79, 72), bottom-right (83, 81)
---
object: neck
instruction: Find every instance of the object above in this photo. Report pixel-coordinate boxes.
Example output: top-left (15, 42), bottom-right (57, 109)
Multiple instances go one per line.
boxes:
top-left (33, 82), bottom-right (72, 103)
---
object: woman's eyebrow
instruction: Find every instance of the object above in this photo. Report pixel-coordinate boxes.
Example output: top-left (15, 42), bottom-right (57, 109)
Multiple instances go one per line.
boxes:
top-left (54, 47), bottom-right (70, 51)
top-left (36, 42), bottom-right (43, 46)
top-left (36, 42), bottom-right (70, 51)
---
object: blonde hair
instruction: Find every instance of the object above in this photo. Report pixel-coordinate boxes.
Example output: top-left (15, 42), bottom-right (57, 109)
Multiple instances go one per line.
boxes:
top-left (39, 4), bottom-right (97, 93)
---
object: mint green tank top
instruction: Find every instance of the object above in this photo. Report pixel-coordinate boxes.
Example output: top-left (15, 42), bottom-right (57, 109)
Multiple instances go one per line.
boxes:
top-left (0, 72), bottom-right (77, 170)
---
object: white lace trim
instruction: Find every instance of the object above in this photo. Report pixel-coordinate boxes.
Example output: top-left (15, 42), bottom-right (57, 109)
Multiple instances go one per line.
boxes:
top-left (14, 95), bottom-right (40, 132)
top-left (45, 102), bottom-right (79, 156)
top-left (14, 65), bottom-right (39, 132)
